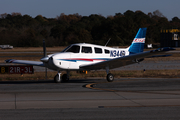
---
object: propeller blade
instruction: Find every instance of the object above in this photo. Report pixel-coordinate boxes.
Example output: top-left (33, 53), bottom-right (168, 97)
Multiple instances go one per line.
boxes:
top-left (41, 39), bottom-right (49, 62)
top-left (43, 39), bottom-right (48, 80)
top-left (43, 39), bottom-right (46, 57)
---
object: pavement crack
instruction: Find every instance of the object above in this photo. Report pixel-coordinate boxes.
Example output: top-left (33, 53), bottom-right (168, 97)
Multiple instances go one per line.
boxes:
top-left (15, 93), bottom-right (17, 109)
top-left (114, 92), bottom-right (145, 107)
top-left (113, 92), bottom-right (128, 100)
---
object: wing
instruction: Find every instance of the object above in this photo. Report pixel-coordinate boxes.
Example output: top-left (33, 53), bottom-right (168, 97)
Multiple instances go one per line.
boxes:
top-left (80, 47), bottom-right (175, 70)
top-left (5, 59), bottom-right (44, 67)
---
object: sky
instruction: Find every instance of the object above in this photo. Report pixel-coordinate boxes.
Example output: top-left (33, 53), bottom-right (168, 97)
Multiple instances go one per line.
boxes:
top-left (0, 0), bottom-right (180, 20)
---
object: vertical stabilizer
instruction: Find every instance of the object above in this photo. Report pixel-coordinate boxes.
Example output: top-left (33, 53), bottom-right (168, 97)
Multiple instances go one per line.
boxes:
top-left (128, 28), bottom-right (147, 54)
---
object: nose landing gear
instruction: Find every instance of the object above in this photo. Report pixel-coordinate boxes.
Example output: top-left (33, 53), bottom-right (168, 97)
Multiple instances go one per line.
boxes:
top-left (54, 71), bottom-right (70, 83)
top-left (54, 72), bottom-right (62, 83)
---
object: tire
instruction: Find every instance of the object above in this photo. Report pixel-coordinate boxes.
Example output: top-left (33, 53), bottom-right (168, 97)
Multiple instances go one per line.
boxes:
top-left (62, 74), bottom-right (69, 82)
top-left (106, 73), bottom-right (114, 82)
top-left (54, 74), bottom-right (62, 83)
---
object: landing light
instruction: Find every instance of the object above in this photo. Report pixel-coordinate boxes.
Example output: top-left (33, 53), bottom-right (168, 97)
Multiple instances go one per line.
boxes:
top-left (77, 70), bottom-right (88, 74)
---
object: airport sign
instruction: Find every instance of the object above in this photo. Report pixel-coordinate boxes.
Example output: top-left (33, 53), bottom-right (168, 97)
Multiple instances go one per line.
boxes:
top-left (0, 65), bottom-right (33, 74)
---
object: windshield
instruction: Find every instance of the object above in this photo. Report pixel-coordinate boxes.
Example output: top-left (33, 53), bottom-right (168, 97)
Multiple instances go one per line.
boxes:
top-left (62, 45), bottom-right (71, 52)
top-left (62, 45), bottom-right (80, 53)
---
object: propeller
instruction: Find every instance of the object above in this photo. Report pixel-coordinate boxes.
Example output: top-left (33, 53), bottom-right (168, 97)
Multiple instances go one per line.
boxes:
top-left (43, 39), bottom-right (46, 57)
top-left (41, 39), bottom-right (48, 80)
top-left (40, 39), bottom-right (49, 62)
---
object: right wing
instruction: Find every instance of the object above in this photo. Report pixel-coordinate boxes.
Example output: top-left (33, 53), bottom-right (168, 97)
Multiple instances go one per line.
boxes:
top-left (80, 47), bottom-right (175, 70)
top-left (5, 59), bottom-right (44, 67)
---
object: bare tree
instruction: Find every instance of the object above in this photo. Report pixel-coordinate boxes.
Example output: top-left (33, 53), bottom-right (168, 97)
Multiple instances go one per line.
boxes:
top-left (11, 12), bottom-right (22, 17)
top-left (0, 13), bottom-right (7, 18)
top-left (153, 10), bottom-right (165, 17)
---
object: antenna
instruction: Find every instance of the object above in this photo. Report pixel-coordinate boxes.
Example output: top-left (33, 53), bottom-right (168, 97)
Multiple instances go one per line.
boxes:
top-left (105, 38), bottom-right (111, 46)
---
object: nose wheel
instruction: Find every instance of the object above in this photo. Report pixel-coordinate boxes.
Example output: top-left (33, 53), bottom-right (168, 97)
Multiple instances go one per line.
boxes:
top-left (54, 71), bottom-right (70, 83)
top-left (54, 73), bottom-right (62, 83)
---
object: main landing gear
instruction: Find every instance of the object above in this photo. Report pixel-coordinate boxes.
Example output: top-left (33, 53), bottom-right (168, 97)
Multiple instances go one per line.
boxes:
top-left (54, 69), bottom-right (114, 83)
top-left (54, 71), bottom-right (69, 83)
top-left (106, 66), bottom-right (114, 82)
top-left (106, 73), bottom-right (114, 82)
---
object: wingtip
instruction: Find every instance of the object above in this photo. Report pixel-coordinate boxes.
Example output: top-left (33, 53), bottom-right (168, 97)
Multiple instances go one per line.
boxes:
top-left (5, 59), bottom-right (15, 63)
top-left (162, 47), bottom-right (176, 51)
top-left (155, 47), bottom-right (176, 52)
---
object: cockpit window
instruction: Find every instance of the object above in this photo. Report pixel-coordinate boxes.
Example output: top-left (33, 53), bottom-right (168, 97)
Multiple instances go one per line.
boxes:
top-left (62, 45), bottom-right (80, 53)
top-left (81, 46), bottom-right (92, 53)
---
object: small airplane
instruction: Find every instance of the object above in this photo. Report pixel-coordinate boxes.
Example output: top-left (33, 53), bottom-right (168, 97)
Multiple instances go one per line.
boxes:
top-left (5, 28), bottom-right (175, 83)
top-left (0, 45), bottom-right (13, 49)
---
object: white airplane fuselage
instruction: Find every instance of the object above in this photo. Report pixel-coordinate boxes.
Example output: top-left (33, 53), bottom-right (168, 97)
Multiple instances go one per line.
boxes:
top-left (44, 43), bottom-right (129, 71)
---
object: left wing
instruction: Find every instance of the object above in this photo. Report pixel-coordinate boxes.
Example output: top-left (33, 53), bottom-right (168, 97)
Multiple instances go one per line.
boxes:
top-left (80, 47), bottom-right (175, 70)
top-left (5, 59), bottom-right (44, 67)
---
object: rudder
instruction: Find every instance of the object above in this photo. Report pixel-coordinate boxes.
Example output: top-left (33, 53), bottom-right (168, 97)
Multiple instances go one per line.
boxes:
top-left (128, 28), bottom-right (147, 54)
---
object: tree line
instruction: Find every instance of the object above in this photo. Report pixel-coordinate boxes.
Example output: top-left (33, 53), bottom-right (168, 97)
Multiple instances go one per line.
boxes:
top-left (0, 10), bottom-right (180, 47)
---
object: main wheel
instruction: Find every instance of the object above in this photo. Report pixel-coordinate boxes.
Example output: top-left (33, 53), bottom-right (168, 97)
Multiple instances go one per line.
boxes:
top-left (62, 74), bottom-right (69, 82)
top-left (54, 74), bottom-right (62, 83)
top-left (106, 73), bottom-right (114, 82)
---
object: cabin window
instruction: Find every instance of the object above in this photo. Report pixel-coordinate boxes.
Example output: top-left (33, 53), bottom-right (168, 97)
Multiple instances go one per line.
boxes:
top-left (81, 46), bottom-right (92, 53)
top-left (64, 45), bottom-right (80, 53)
top-left (95, 47), bottom-right (102, 53)
top-left (105, 49), bottom-right (110, 54)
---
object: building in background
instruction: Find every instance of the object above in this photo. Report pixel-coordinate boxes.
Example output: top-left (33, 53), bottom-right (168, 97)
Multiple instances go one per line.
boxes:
top-left (161, 29), bottom-right (180, 47)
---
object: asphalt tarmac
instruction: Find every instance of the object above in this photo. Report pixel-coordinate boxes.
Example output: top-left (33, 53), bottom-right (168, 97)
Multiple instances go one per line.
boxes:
top-left (0, 78), bottom-right (180, 120)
